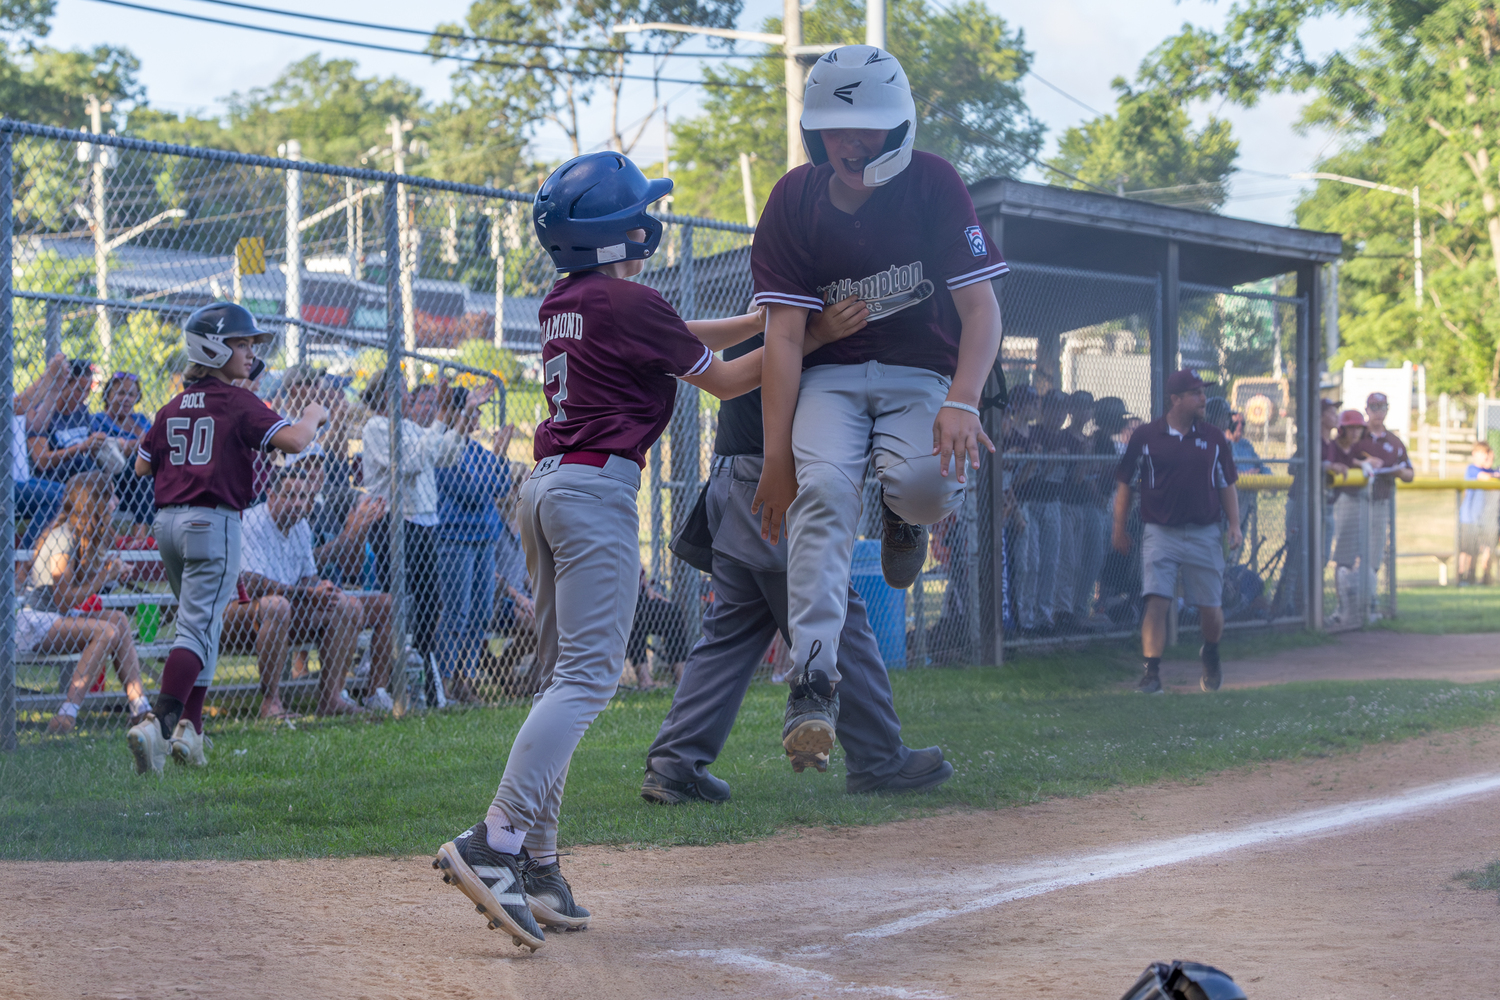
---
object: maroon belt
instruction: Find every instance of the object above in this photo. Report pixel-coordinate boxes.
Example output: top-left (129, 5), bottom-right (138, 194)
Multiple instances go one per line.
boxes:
top-left (558, 451), bottom-right (614, 469)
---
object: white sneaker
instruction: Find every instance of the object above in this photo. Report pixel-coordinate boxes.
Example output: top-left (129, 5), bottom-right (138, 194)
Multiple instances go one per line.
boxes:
top-left (169, 719), bottom-right (209, 767)
top-left (364, 688), bottom-right (395, 713)
top-left (127, 713), bottom-right (169, 775)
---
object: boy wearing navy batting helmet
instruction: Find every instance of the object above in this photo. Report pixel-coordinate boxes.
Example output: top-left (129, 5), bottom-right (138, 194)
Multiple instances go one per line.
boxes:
top-left (750, 45), bottom-right (1007, 767)
top-left (125, 303), bottom-right (328, 774)
top-left (432, 151), bottom-right (856, 951)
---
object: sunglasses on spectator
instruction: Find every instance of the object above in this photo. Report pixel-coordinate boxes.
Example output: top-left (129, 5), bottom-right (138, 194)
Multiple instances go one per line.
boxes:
top-left (108, 371), bottom-right (139, 384)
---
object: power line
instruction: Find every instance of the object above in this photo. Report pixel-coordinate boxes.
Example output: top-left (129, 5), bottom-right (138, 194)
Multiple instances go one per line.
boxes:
top-left (1025, 71), bottom-right (1104, 118)
top-left (79, 0), bottom-right (772, 89)
top-left (176, 0), bottom-right (773, 60)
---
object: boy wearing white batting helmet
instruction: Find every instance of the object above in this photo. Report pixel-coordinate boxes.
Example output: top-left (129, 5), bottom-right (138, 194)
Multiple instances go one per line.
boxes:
top-left (125, 303), bottom-right (327, 774)
top-left (430, 151), bottom-right (857, 951)
top-left (751, 45), bottom-right (1007, 765)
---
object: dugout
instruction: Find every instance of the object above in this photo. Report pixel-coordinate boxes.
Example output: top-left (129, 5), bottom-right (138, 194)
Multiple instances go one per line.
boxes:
top-left (967, 179), bottom-right (1342, 663)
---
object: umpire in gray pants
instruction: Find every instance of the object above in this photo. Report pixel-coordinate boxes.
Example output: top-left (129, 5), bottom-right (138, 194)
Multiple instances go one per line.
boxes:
top-left (642, 335), bottom-right (953, 802)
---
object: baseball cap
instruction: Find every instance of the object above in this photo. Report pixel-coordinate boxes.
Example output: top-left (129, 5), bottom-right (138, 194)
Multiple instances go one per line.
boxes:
top-left (1165, 369), bottom-right (1208, 394)
top-left (1339, 409), bottom-right (1366, 427)
top-left (1367, 392), bottom-right (1390, 408)
top-left (1321, 397), bottom-right (1338, 409)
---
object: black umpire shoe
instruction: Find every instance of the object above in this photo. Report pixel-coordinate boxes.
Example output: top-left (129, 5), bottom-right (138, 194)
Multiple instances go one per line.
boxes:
top-left (783, 642), bottom-right (839, 773)
top-left (640, 766), bottom-right (732, 805)
top-left (1200, 644), bottom-right (1222, 692)
top-left (433, 823), bottom-right (546, 952)
top-left (848, 746), bottom-right (955, 794)
top-left (521, 854), bottom-right (591, 931)
top-left (880, 500), bottom-right (928, 589)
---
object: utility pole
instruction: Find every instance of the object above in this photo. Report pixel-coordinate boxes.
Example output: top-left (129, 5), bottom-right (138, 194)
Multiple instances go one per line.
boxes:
top-left (739, 152), bottom-right (757, 225)
top-left (346, 178), bottom-right (363, 282)
top-left (389, 115), bottom-right (417, 378)
top-left (1294, 172), bottom-right (1423, 310)
top-left (280, 139), bottom-right (303, 365)
top-left (866, 0), bottom-right (885, 49)
top-left (85, 95), bottom-right (113, 364)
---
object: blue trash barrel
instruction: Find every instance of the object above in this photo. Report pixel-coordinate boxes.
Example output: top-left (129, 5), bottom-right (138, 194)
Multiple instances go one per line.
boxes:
top-left (850, 539), bottom-right (907, 669)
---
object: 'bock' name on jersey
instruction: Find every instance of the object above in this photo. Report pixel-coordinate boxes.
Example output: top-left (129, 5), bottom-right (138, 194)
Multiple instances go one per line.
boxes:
top-left (139, 377), bottom-right (290, 512)
top-left (533, 270), bottom-right (712, 467)
top-left (750, 151), bottom-right (1008, 377)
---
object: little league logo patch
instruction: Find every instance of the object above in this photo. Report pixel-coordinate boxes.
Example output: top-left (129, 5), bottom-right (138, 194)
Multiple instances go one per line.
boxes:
top-left (964, 226), bottom-right (987, 257)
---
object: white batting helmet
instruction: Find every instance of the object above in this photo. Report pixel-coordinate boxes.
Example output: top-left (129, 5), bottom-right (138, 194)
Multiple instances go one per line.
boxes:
top-left (800, 45), bottom-right (917, 187)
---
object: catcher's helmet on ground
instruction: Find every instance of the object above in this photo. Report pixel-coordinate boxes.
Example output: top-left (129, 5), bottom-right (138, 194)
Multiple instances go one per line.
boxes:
top-left (532, 151), bottom-right (672, 273)
top-left (1120, 961), bottom-right (1248, 1000)
top-left (183, 302), bottom-right (273, 369)
top-left (800, 44), bottom-right (917, 187)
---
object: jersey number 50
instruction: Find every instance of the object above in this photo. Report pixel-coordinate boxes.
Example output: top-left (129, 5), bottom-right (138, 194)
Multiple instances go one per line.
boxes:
top-left (166, 416), bottom-right (215, 466)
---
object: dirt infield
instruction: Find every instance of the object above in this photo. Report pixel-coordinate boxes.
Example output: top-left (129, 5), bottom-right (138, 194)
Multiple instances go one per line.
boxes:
top-left (6, 637), bottom-right (1500, 1000)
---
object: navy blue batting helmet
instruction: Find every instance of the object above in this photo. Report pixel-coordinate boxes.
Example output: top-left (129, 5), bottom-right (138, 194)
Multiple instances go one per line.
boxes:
top-left (183, 301), bottom-right (272, 369)
top-left (532, 152), bottom-right (673, 273)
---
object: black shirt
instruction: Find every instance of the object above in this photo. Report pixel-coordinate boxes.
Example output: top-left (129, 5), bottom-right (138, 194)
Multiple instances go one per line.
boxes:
top-left (713, 334), bottom-right (765, 457)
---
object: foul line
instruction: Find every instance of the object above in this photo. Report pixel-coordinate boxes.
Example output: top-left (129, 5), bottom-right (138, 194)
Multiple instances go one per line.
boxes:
top-left (665, 949), bottom-right (948, 999)
top-left (851, 771), bottom-right (1500, 940)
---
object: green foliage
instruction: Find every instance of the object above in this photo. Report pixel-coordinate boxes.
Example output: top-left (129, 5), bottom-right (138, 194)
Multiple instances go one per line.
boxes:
top-left (454, 339), bottom-right (524, 384)
top-left (0, 41), bottom-right (140, 129)
top-left (1453, 860), bottom-right (1500, 895)
top-left (668, 0), bottom-right (1042, 221)
top-left (1046, 81), bottom-right (1239, 210)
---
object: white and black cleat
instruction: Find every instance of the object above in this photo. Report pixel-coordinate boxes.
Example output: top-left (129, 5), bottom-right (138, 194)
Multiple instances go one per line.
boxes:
top-left (433, 823), bottom-right (545, 952)
top-left (783, 642), bottom-right (838, 773)
top-left (522, 855), bottom-right (591, 931)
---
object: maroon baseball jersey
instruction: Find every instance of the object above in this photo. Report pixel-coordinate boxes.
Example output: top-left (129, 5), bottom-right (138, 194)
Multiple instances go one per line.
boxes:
top-left (1349, 430), bottom-right (1410, 500)
top-left (532, 270), bottom-right (712, 467)
top-left (750, 151), bottom-right (1008, 377)
top-left (138, 377), bottom-right (290, 511)
top-left (1115, 417), bottom-right (1238, 526)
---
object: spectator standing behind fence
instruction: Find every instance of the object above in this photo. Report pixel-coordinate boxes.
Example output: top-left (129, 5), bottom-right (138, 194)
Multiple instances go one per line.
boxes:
top-left (1026, 390), bottom-right (1070, 633)
top-left (361, 373), bottom-right (495, 707)
top-left (13, 354), bottom-right (68, 549)
top-left (1320, 399), bottom-right (1343, 567)
top-left (23, 472), bottom-right (151, 734)
top-left (1458, 442), bottom-right (1499, 584)
top-left (435, 405), bottom-right (514, 703)
top-left (1348, 391), bottom-right (1413, 614)
top-left (1051, 391), bottom-right (1093, 631)
top-left (1113, 369), bottom-right (1241, 694)
top-left (1002, 386), bottom-right (1039, 632)
top-left (91, 371), bottom-right (155, 537)
top-left (1328, 409), bottom-right (1368, 623)
top-left (1078, 396), bottom-right (1127, 626)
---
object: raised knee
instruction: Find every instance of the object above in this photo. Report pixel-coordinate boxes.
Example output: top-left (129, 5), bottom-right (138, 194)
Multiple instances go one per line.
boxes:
top-left (880, 457), bottom-right (964, 525)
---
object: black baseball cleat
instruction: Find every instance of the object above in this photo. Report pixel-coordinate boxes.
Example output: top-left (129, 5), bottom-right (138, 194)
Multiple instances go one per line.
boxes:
top-left (433, 823), bottom-right (546, 952)
top-left (880, 500), bottom-right (928, 589)
top-left (521, 855), bottom-right (591, 931)
top-left (848, 746), bottom-right (954, 794)
top-left (640, 766), bottom-right (732, 805)
top-left (783, 642), bottom-right (838, 773)
top-left (1200, 644), bottom-right (1222, 692)
top-left (1137, 667), bottom-right (1163, 695)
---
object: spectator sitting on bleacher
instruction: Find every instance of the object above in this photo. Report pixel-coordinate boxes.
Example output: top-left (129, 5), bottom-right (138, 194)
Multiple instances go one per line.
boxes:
top-left (91, 370), bottom-right (155, 539)
top-left (22, 471), bottom-right (150, 734)
top-left (13, 354), bottom-right (68, 549)
top-left (624, 570), bottom-right (694, 690)
top-left (223, 465), bottom-right (378, 719)
top-left (28, 359), bottom-right (120, 489)
top-left (1459, 441), bottom-right (1499, 584)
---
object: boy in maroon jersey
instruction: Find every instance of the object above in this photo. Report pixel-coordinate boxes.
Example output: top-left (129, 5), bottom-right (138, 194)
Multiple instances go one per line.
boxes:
top-left (124, 303), bottom-right (327, 774)
top-left (432, 151), bottom-right (855, 951)
top-left (750, 44), bottom-right (1006, 765)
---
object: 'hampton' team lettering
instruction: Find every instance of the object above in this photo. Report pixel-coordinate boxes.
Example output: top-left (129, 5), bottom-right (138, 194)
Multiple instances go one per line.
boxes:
top-left (818, 261), bottom-right (925, 306)
top-left (541, 313), bottom-right (584, 342)
top-left (180, 392), bottom-right (207, 409)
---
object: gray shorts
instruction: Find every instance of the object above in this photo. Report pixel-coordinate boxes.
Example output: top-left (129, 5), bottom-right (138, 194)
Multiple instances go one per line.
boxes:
top-left (1141, 521), bottom-right (1225, 607)
top-left (154, 505), bottom-right (242, 684)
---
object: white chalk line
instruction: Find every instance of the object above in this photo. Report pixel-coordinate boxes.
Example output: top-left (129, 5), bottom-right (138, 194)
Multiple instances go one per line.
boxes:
top-left (664, 949), bottom-right (948, 999)
top-left (851, 770), bottom-right (1500, 940)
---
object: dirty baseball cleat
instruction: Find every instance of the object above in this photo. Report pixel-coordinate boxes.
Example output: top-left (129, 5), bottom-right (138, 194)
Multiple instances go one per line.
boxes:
top-left (848, 746), bottom-right (954, 794)
top-left (126, 712), bottom-right (169, 775)
top-left (169, 719), bottom-right (210, 767)
top-left (640, 766), bottom-right (732, 805)
top-left (1200, 643), bottom-right (1222, 692)
top-left (1137, 665), bottom-right (1163, 695)
top-left (880, 500), bottom-right (928, 589)
top-left (522, 855), bottom-right (591, 931)
top-left (783, 642), bottom-right (838, 773)
top-left (433, 823), bottom-right (545, 952)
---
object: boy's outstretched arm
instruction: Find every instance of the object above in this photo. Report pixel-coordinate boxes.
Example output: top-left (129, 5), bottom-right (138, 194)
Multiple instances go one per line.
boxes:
top-left (686, 307), bottom-right (765, 351)
top-left (936, 282), bottom-right (1002, 484)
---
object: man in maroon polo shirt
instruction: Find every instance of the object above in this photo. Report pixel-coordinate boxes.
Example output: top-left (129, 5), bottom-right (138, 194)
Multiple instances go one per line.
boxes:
top-left (1112, 369), bottom-right (1242, 692)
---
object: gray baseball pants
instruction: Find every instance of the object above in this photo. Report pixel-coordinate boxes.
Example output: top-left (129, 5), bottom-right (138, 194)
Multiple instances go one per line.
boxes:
top-left (647, 455), bottom-right (911, 792)
top-left (490, 454), bottom-right (642, 856)
top-left (788, 362), bottom-right (966, 683)
top-left (154, 505), bottom-right (241, 683)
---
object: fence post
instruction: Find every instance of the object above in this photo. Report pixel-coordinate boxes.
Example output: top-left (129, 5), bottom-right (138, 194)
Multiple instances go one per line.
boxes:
top-left (1299, 266), bottom-right (1322, 630)
top-left (1, 129), bottom-right (16, 750)
top-left (669, 224), bottom-right (702, 631)
top-left (283, 139), bottom-right (303, 366)
top-left (383, 180), bottom-right (409, 713)
top-left (1357, 483), bottom-right (1372, 623)
top-left (44, 300), bottom-right (60, 359)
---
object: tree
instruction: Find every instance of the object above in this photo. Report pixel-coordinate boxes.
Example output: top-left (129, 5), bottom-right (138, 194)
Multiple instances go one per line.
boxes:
top-left (1136, 0), bottom-right (1500, 395)
top-left (430, 0), bottom-right (742, 159)
top-left (0, 41), bottom-right (140, 129)
top-left (1045, 80), bottom-right (1238, 211)
top-left (667, 0), bottom-right (1042, 222)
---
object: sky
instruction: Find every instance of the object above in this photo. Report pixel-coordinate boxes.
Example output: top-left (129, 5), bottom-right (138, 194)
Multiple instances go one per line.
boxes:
top-left (44, 0), bottom-right (1363, 226)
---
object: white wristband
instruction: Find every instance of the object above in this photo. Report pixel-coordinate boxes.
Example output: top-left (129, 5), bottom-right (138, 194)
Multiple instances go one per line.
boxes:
top-left (940, 400), bottom-right (981, 418)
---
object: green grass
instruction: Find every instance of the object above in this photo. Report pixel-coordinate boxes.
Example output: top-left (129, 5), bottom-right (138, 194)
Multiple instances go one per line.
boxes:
top-left (4, 631), bottom-right (1498, 862)
top-left (1376, 587), bottom-right (1500, 633)
top-left (1454, 860), bottom-right (1500, 897)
